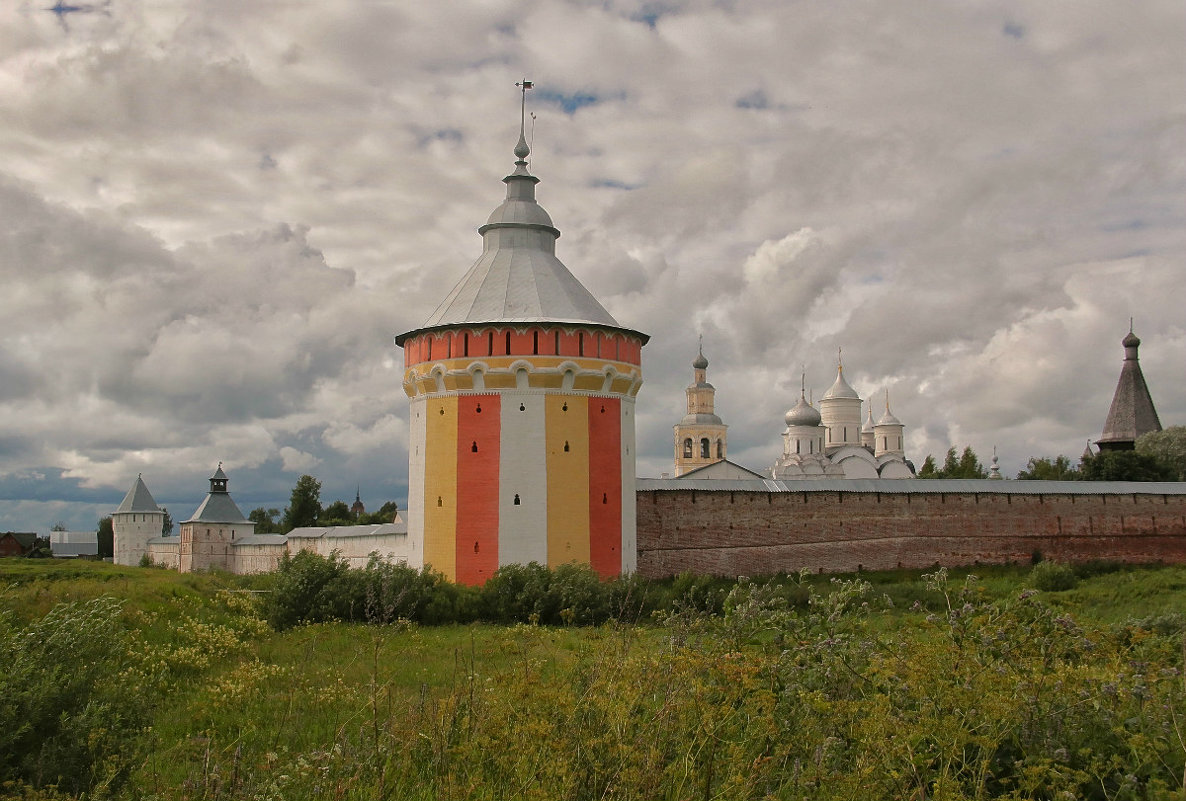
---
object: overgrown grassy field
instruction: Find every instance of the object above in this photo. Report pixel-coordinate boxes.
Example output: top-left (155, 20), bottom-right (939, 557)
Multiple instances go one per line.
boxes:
top-left (2, 557), bottom-right (1184, 800)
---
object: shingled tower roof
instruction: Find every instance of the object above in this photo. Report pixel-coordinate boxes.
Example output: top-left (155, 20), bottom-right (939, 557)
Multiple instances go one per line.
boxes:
top-left (1096, 328), bottom-right (1162, 451)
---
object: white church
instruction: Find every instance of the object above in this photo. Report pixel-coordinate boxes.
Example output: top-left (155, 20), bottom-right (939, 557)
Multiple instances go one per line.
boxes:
top-left (672, 346), bottom-right (914, 480)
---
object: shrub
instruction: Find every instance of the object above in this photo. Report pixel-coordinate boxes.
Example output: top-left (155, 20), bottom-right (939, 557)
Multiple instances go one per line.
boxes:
top-left (263, 550), bottom-right (354, 629)
top-left (0, 596), bottom-right (149, 796)
top-left (1030, 560), bottom-right (1078, 592)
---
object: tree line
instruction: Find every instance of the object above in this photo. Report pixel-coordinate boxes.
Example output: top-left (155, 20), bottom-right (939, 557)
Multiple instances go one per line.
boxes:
top-left (248, 474), bottom-right (400, 534)
top-left (919, 425), bottom-right (1185, 481)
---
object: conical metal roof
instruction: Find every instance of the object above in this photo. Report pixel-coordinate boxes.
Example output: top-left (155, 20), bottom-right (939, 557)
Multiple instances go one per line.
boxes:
top-left (398, 138), bottom-right (630, 342)
top-left (115, 474), bottom-right (159, 514)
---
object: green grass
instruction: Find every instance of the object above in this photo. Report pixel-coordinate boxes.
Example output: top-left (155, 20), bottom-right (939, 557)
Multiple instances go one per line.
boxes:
top-left (3, 557), bottom-right (1185, 800)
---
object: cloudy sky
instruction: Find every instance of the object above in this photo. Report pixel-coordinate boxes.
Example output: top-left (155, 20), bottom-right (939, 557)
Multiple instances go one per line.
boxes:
top-left (2, 0), bottom-right (1183, 533)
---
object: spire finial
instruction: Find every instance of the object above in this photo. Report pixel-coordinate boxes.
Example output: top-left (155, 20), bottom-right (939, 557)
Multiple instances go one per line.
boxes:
top-left (800, 364), bottom-right (807, 398)
top-left (884, 387), bottom-right (890, 412)
top-left (515, 79), bottom-right (534, 161)
top-left (1130, 316), bottom-right (1134, 334)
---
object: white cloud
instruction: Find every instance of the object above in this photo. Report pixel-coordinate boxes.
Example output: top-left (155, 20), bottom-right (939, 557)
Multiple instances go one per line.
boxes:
top-left (0, 0), bottom-right (1183, 532)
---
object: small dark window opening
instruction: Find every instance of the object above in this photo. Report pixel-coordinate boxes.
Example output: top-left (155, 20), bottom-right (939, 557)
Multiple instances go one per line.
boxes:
top-left (700, 438), bottom-right (710, 458)
top-left (717, 440), bottom-right (724, 458)
top-left (437, 496), bottom-right (443, 507)
top-left (505, 331), bottom-right (512, 354)
top-left (471, 441), bottom-right (478, 452)
top-left (476, 402), bottom-right (482, 413)
top-left (520, 403), bottom-right (526, 411)
top-left (474, 541), bottom-right (479, 553)
top-left (602, 493), bottom-right (608, 504)
top-left (533, 331), bottom-right (539, 354)
top-left (439, 408), bottom-right (445, 415)
top-left (554, 331), bottom-right (561, 353)
top-left (683, 438), bottom-right (693, 458)
top-left (427, 339), bottom-right (432, 359)
top-left (564, 441), bottom-right (570, 452)
top-left (488, 331), bottom-right (494, 354)
top-left (513, 494), bottom-right (521, 506)
top-left (796, 440), bottom-right (801, 454)
top-left (601, 405), bottom-right (605, 413)
top-left (579, 333), bottom-right (585, 356)
top-left (562, 402), bottom-right (568, 412)
top-left (463, 333), bottom-right (469, 357)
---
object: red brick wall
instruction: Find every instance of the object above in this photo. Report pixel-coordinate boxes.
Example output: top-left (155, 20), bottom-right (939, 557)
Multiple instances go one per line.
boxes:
top-left (636, 489), bottom-right (1186, 577)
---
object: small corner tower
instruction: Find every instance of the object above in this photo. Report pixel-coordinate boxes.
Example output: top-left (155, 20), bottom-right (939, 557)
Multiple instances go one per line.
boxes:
top-left (674, 339), bottom-right (728, 475)
top-left (112, 473), bottom-right (163, 566)
top-left (873, 389), bottom-right (905, 458)
top-left (819, 350), bottom-right (863, 454)
top-left (178, 464), bottom-right (254, 572)
top-left (395, 82), bottom-right (649, 584)
top-left (1097, 325), bottom-right (1162, 451)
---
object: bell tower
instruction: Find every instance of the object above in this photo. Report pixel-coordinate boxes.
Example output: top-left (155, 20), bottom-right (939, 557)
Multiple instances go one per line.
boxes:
top-left (673, 339), bottom-right (727, 475)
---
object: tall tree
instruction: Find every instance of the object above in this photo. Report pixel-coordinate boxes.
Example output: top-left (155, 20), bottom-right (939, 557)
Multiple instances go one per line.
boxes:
top-left (96, 516), bottom-right (114, 559)
top-left (282, 475), bottom-right (322, 532)
top-left (1136, 426), bottom-right (1186, 481)
top-left (1017, 455), bottom-right (1081, 481)
top-left (918, 446), bottom-right (987, 478)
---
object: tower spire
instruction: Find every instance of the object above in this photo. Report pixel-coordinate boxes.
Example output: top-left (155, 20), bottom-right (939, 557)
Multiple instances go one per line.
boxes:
top-left (515, 79), bottom-right (534, 163)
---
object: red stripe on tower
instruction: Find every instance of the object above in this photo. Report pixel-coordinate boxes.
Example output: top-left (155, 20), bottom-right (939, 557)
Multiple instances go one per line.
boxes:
top-left (587, 397), bottom-right (622, 578)
top-left (455, 394), bottom-right (501, 584)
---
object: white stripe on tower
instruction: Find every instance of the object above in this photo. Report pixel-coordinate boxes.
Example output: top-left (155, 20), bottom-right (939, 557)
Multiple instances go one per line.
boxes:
top-left (499, 391), bottom-right (548, 566)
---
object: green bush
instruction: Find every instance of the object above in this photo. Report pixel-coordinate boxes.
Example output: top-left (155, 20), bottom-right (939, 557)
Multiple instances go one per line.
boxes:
top-left (0, 596), bottom-right (148, 796)
top-left (1030, 560), bottom-right (1079, 591)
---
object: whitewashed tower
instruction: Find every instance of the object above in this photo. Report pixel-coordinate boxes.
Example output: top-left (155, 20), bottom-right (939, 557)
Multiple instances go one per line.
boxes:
top-left (873, 390), bottom-right (905, 458)
top-left (673, 340), bottom-right (727, 475)
top-left (819, 352), bottom-right (863, 454)
top-left (396, 83), bottom-right (648, 585)
top-left (112, 473), bottom-right (163, 566)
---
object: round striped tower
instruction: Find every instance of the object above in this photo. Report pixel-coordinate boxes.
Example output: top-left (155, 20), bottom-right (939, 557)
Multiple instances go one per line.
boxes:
top-left (395, 125), bottom-right (648, 585)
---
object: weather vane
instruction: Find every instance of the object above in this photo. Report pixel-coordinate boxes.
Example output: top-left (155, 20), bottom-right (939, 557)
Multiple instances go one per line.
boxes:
top-left (516, 80), bottom-right (534, 136)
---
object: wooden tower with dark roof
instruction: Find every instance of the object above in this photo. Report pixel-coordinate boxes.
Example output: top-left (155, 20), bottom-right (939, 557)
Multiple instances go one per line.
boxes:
top-left (1096, 327), bottom-right (1162, 451)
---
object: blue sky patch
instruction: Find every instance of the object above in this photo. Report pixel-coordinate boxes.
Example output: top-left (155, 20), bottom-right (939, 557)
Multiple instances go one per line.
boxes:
top-left (1003, 22), bottom-right (1025, 39)
top-left (736, 90), bottom-right (770, 110)
top-left (591, 178), bottom-right (639, 191)
top-left (536, 89), bottom-right (600, 115)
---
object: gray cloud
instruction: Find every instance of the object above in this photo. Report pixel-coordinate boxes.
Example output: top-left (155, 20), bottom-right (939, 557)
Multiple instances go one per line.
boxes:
top-left (1, 0), bottom-right (1183, 532)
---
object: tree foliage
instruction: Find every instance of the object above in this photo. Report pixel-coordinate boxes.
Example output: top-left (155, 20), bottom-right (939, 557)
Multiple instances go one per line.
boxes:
top-left (1136, 425), bottom-right (1186, 480)
top-left (1016, 454), bottom-right (1081, 480)
top-left (917, 446), bottom-right (988, 478)
top-left (282, 474), bottom-right (322, 532)
top-left (321, 499), bottom-right (352, 524)
top-left (1080, 449), bottom-right (1176, 482)
top-left (95, 516), bottom-right (114, 558)
top-left (249, 507), bottom-right (282, 533)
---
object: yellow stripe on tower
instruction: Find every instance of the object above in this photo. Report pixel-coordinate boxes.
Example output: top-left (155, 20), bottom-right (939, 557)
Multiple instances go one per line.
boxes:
top-left (545, 394), bottom-right (590, 567)
top-left (424, 395), bottom-right (459, 580)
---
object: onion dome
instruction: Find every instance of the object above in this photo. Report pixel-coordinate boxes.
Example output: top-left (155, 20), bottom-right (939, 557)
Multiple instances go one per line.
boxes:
top-left (823, 364), bottom-right (859, 400)
top-left (876, 408), bottom-right (902, 427)
top-left (862, 408), bottom-right (875, 434)
top-left (785, 393), bottom-right (822, 427)
top-left (693, 349), bottom-right (708, 370)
